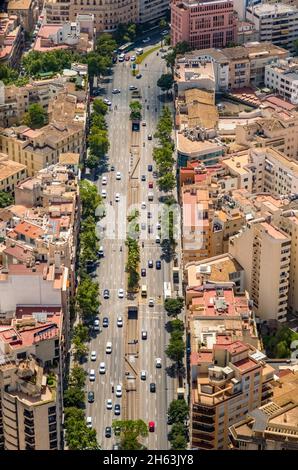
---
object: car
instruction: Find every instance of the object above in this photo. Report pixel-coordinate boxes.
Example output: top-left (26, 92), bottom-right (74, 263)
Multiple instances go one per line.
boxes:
top-left (114, 426), bottom-right (121, 436)
top-left (116, 384), bottom-right (122, 397)
top-left (141, 201), bottom-right (146, 209)
top-left (136, 74), bottom-right (142, 79)
top-left (148, 134), bottom-right (152, 140)
top-left (150, 383), bottom-right (156, 393)
top-left (140, 370), bottom-right (147, 380)
top-left (129, 85), bottom-right (137, 90)
top-left (98, 245), bottom-right (104, 256)
top-left (118, 288), bottom-right (124, 298)
top-left (103, 289), bottom-right (110, 299)
top-left (153, 171), bottom-right (158, 178)
top-left (143, 37), bottom-right (150, 43)
top-left (112, 88), bottom-right (121, 94)
top-left (90, 350), bottom-right (97, 361)
top-left (148, 298), bottom-right (154, 307)
top-left (130, 55), bottom-right (136, 61)
top-left (116, 171), bottom-right (121, 180)
top-left (117, 316), bottom-right (123, 327)
top-left (148, 164), bottom-right (153, 171)
top-left (156, 260), bottom-right (161, 270)
top-left (155, 358), bottom-right (162, 368)
top-left (148, 181), bottom-right (153, 189)
top-left (141, 268), bottom-right (146, 277)
top-left (88, 391), bottom-right (95, 403)
top-left (125, 55), bottom-right (130, 61)
top-left (141, 174), bottom-right (146, 181)
top-left (101, 188), bottom-right (107, 198)
top-left (105, 426), bottom-right (112, 438)
top-left (156, 222), bottom-right (161, 230)
top-left (106, 341), bottom-right (112, 354)
top-left (118, 56), bottom-right (124, 62)
top-left (161, 54), bottom-right (166, 59)
top-left (89, 369), bottom-right (95, 381)
top-left (141, 222), bottom-right (146, 230)
top-left (86, 417), bottom-right (92, 428)
top-left (99, 362), bottom-right (106, 374)
top-left (160, 48), bottom-right (167, 52)
top-left (110, 165), bottom-right (115, 171)
top-left (149, 421), bottom-right (155, 432)
top-left (155, 236), bottom-right (160, 244)
top-left (148, 260), bottom-right (153, 268)
top-left (106, 398), bottom-right (113, 410)
top-left (162, 30), bottom-right (169, 35)
top-left (102, 317), bottom-right (109, 327)
top-left (115, 193), bottom-right (120, 202)
top-left (103, 98), bottom-right (112, 106)
top-left (112, 444), bottom-right (120, 450)
top-left (142, 121), bottom-right (146, 126)
top-left (114, 404), bottom-right (121, 415)
top-left (147, 211), bottom-right (152, 219)
top-left (148, 225), bottom-right (153, 234)
top-left (141, 330), bottom-right (147, 340)
top-left (93, 319), bottom-right (100, 331)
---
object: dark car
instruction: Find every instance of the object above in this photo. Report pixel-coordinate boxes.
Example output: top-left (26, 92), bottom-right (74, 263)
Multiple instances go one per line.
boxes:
top-left (88, 391), bottom-right (95, 403)
top-left (147, 212), bottom-right (152, 219)
top-left (148, 225), bottom-right (153, 234)
top-left (114, 404), bottom-right (121, 415)
top-left (150, 383), bottom-right (156, 393)
top-left (141, 174), bottom-right (146, 181)
top-left (148, 181), bottom-right (153, 189)
top-left (114, 426), bottom-right (121, 436)
top-left (102, 317), bottom-right (109, 327)
top-left (136, 73), bottom-right (142, 79)
top-left (156, 260), bottom-right (161, 270)
top-left (148, 164), bottom-right (153, 172)
top-left (148, 260), bottom-right (153, 268)
top-left (148, 134), bottom-right (152, 140)
top-left (110, 165), bottom-right (115, 171)
top-left (105, 426), bottom-right (112, 438)
top-left (103, 289), bottom-right (110, 299)
top-left (141, 330), bottom-right (147, 340)
top-left (141, 268), bottom-right (146, 277)
top-left (153, 171), bottom-right (158, 178)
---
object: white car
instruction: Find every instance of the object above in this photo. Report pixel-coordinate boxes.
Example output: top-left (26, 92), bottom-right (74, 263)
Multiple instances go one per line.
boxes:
top-left (148, 298), bottom-right (154, 307)
top-left (115, 193), bottom-right (120, 202)
top-left (103, 98), bottom-right (112, 106)
top-left (90, 351), bottom-right (97, 361)
top-left (106, 341), bottom-right (112, 354)
top-left (89, 369), bottom-right (95, 381)
top-left (141, 201), bottom-right (146, 209)
top-left (102, 176), bottom-right (107, 185)
top-left (118, 288), bottom-right (124, 298)
top-left (140, 370), bottom-right (147, 380)
top-left (116, 384), bottom-right (122, 397)
top-left (130, 56), bottom-right (136, 61)
top-left (101, 189), bottom-right (107, 198)
top-left (117, 316), bottom-right (123, 327)
top-left (93, 319), bottom-right (100, 331)
top-left (142, 37), bottom-right (150, 43)
top-left (116, 171), bottom-right (121, 180)
top-left (99, 362), bottom-right (106, 374)
top-left (155, 358), bottom-right (162, 368)
top-left (156, 222), bottom-right (161, 230)
top-left (86, 416), bottom-right (92, 428)
top-left (106, 399), bottom-right (113, 410)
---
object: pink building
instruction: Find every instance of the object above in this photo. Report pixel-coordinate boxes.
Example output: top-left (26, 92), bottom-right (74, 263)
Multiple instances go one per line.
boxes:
top-left (171, 0), bottom-right (236, 50)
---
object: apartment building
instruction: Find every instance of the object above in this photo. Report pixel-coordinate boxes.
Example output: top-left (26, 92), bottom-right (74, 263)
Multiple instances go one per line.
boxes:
top-left (264, 58), bottom-right (298, 105)
top-left (138, 0), bottom-right (170, 24)
top-left (171, 0), bottom-right (236, 50)
top-left (7, 0), bottom-right (39, 32)
top-left (44, 0), bottom-right (70, 24)
top-left (0, 153), bottom-right (27, 194)
top-left (229, 219), bottom-right (291, 322)
top-left (0, 13), bottom-right (24, 67)
top-left (229, 369), bottom-right (298, 450)
top-left (246, 3), bottom-right (298, 52)
top-left (190, 335), bottom-right (275, 449)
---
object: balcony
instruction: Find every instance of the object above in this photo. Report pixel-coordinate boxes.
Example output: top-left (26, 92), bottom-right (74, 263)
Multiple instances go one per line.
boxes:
top-left (192, 439), bottom-right (214, 450)
top-left (193, 405), bottom-right (215, 416)
top-left (193, 414), bottom-right (215, 425)
top-left (192, 423), bottom-right (215, 433)
top-left (192, 430), bottom-right (214, 441)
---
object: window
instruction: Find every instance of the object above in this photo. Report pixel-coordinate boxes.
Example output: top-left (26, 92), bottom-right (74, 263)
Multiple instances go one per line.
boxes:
top-left (48, 406), bottom-right (56, 415)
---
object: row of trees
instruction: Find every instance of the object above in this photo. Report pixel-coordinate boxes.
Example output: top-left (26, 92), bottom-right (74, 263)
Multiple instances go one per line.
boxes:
top-left (125, 236), bottom-right (140, 290)
top-left (129, 100), bottom-right (142, 121)
top-left (153, 107), bottom-right (176, 192)
top-left (87, 98), bottom-right (110, 169)
top-left (165, 316), bottom-right (185, 364)
top-left (168, 399), bottom-right (189, 450)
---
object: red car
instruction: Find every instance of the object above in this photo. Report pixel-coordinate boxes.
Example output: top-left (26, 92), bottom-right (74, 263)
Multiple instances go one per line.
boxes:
top-left (125, 55), bottom-right (130, 61)
top-left (149, 421), bottom-right (155, 432)
top-left (148, 181), bottom-right (153, 189)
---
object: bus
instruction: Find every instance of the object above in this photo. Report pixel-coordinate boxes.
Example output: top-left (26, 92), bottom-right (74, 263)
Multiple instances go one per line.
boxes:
top-left (164, 282), bottom-right (171, 300)
top-left (117, 42), bottom-right (134, 54)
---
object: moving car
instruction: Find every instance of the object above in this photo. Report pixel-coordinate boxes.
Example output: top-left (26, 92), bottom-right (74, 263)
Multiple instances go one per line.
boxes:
top-left (141, 268), bottom-right (146, 277)
top-left (90, 350), bottom-right (97, 361)
top-left (155, 236), bottom-right (160, 244)
top-left (102, 317), bottom-right (109, 327)
top-left (88, 391), bottom-right (95, 403)
top-left (114, 426), bottom-right (121, 436)
top-left (162, 30), bottom-right (169, 36)
top-left (148, 134), bottom-right (152, 140)
top-left (115, 193), bottom-right (120, 202)
top-left (103, 98), bottom-right (112, 106)
top-left (102, 176), bottom-right (107, 185)
top-left (148, 225), bottom-right (153, 234)
top-left (101, 189), bottom-right (107, 198)
top-left (98, 246), bottom-right (104, 256)
top-left (141, 330), bottom-right (147, 340)
top-left (116, 171), bottom-right (121, 180)
top-left (141, 222), bottom-right (146, 230)
top-left (148, 260), bottom-right (153, 268)
top-left (106, 399), bottom-right (113, 410)
top-left (103, 289), bottom-right (110, 299)
top-left (86, 417), bottom-right (92, 428)
top-left (129, 85), bottom-right (137, 90)
top-left (118, 288), bottom-right (124, 298)
top-left (156, 222), bottom-right (161, 230)
top-left (149, 421), bottom-right (155, 432)
top-left (99, 362), bottom-right (106, 374)
top-left (142, 121), bottom-right (146, 126)
top-left (116, 384), bottom-right (122, 397)
top-left (117, 316), bottom-right (123, 327)
top-left (148, 298), bottom-right (154, 307)
top-left (141, 201), bottom-right (146, 209)
top-left (114, 404), bottom-right (121, 415)
top-left (141, 174), bottom-right (146, 181)
top-left (150, 383), bottom-right (156, 393)
top-left (155, 358), bottom-right (162, 368)
top-left (105, 426), bottom-right (112, 438)
top-left (125, 55), bottom-right (130, 61)
top-left (147, 211), bottom-right (152, 218)
top-left (136, 74), bottom-right (142, 79)
top-left (148, 164), bottom-right (153, 171)
top-left (148, 181), bottom-right (153, 188)
top-left (89, 369), bottom-right (95, 381)
top-left (110, 165), bottom-right (115, 171)
top-left (142, 37), bottom-right (150, 43)
top-left (156, 260), bottom-right (161, 270)
top-left (140, 370), bottom-right (147, 380)
top-left (106, 341), bottom-right (112, 354)
top-left (93, 319), bottom-right (100, 331)
top-left (112, 88), bottom-right (121, 94)
top-left (130, 55), bottom-right (136, 61)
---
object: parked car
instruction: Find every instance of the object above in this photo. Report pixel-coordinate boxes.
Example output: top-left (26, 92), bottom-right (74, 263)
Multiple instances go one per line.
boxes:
top-left (93, 319), bottom-right (100, 331)
top-left (141, 268), bottom-right (146, 277)
top-left (86, 417), bottom-right (92, 428)
top-left (103, 289), bottom-right (110, 299)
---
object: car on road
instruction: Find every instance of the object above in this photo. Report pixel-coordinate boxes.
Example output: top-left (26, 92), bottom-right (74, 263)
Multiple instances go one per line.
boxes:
top-left (155, 358), bottom-right (162, 368)
top-left (140, 370), bottom-right (147, 380)
top-left (106, 341), bottom-right (112, 354)
top-left (150, 383), bottom-right (156, 393)
top-left (147, 211), bottom-right (152, 218)
top-left (141, 174), bottom-right (146, 181)
top-left (90, 350), bottom-right (97, 361)
top-left (153, 171), bottom-right (158, 178)
top-left (102, 317), bottom-right (109, 327)
top-left (148, 298), bottom-right (154, 307)
top-left (110, 165), bottom-right (115, 171)
top-left (112, 444), bottom-right (120, 450)
top-left (125, 55), bottom-right (130, 61)
top-left (118, 288), bottom-right (124, 298)
top-left (148, 225), bottom-right (153, 234)
top-left (141, 330), bottom-right (147, 340)
top-left (148, 134), bottom-right (152, 140)
top-left (106, 399), bottom-right (113, 410)
top-left (98, 245), bottom-right (104, 256)
top-left (114, 404), bottom-right (121, 415)
top-left (115, 193), bottom-right (120, 202)
top-left (101, 188), bottom-right (107, 198)
top-left (86, 417), bottom-right (92, 428)
top-left (105, 426), bottom-right (112, 438)
top-left (117, 316), bottom-right (123, 327)
top-left (161, 30), bottom-right (169, 36)
top-left (102, 176), bottom-right (107, 185)
top-left (103, 98), bottom-right (112, 106)
top-left (99, 362), bottom-right (106, 374)
top-left (89, 369), bottom-right (95, 381)
top-left (141, 268), bottom-right (146, 277)
top-left (114, 426), bottom-right (121, 436)
top-left (116, 384), bottom-right (122, 397)
top-left (136, 74), bottom-right (142, 79)
top-left (103, 289), bottom-right (110, 299)
top-left (141, 201), bottom-right (146, 209)
top-left (93, 318), bottom-right (100, 331)
top-left (155, 236), bottom-right (160, 244)
top-left (148, 164), bottom-right (152, 171)
top-left (148, 181), bottom-right (153, 188)
top-left (112, 88), bottom-right (121, 94)
top-left (149, 421), bottom-right (155, 432)
top-left (116, 171), bottom-right (121, 180)
top-left (129, 85), bottom-right (137, 90)
top-left (88, 391), bottom-right (95, 403)
top-left (142, 121), bottom-right (146, 126)
top-left (148, 260), bottom-right (153, 268)
top-left (156, 222), bottom-right (161, 230)
top-left (141, 222), bottom-right (146, 230)
top-left (143, 37), bottom-right (150, 43)
top-left (130, 55), bottom-right (136, 61)
top-left (156, 260), bottom-right (161, 270)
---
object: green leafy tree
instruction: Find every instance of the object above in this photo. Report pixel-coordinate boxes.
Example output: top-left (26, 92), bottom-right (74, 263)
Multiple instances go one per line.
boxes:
top-left (73, 324), bottom-right (89, 343)
top-left (168, 399), bottom-right (189, 424)
top-left (159, 18), bottom-right (168, 30)
top-left (157, 73), bottom-right (174, 92)
top-left (23, 103), bottom-right (48, 129)
top-left (112, 420), bottom-right (148, 450)
top-left (76, 276), bottom-right (100, 320)
top-left (79, 180), bottom-right (101, 219)
top-left (168, 422), bottom-right (188, 442)
top-left (164, 297), bottom-right (184, 316)
top-left (63, 386), bottom-right (85, 408)
top-left (129, 100), bottom-right (142, 121)
top-left (165, 51), bottom-right (176, 69)
top-left (171, 434), bottom-right (187, 450)
top-left (88, 129), bottom-right (109, 159)
top-left (0, 191), bottom-right (13, 208)
top-left (73, 337), bottom-right (89, 362)
top-left (158, 172), bottom-right (176, 192)
top-left (22, 49), bottom-right (85, 76)
top-left (170, 319), bottom-right (184, 333)
top-left (174, 41), bottom-right (191, 55)
top-left (166, 337), bottom-right (185, 363)
top-left (64, 408), bottom-right (100, 450)
top-left (69, 366), bottom-right (86, 388)
top-left (92, 98), bottom-right (108, 116)
top-left (96, 33), bottom-right (117, 57)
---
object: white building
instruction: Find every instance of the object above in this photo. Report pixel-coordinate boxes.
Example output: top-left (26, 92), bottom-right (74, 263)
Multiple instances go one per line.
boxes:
top-left (265, 59), bottom-right (298, 104)
top-left (138, 0), bottom-right (169, 24)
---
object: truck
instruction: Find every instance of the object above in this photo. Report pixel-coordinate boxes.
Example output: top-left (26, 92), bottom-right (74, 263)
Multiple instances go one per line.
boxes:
top-left (141, 285), bottom-right (147, 297)
top-left (164, 282), bottom-right (171, 300)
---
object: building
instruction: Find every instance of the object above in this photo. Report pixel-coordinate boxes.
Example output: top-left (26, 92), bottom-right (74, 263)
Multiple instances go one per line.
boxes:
top-left (246, 3), bottom-right (298, 52)
top-left (0, 13), bottom-right (24, 66)
top-left (229, 370), bottom-right (298, 450)
top-left (236, 20), bottom-right (259, 45)
top-left (44, 0), bottom-right (70, 24)
top-left (190, 335), bottom-right (275, 449)
top-left (174, 59), bottom-right (216, 96)
top-left (0, 153), bottom-right (27, 194)
top-left (171, 0), bottom-right (236, 50)
top-left (264, 58), bottom-right (298, 105)
top-left (7, 0), bottom-right (39, 32)
top-left (229, 219), bottom-right (291, 322)
top-left (138, 0), bottom-right (170, 24)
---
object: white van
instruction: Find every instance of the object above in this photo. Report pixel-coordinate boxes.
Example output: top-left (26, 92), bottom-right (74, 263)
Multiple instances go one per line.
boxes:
top-left (89, 369), bottom-right (95, 381)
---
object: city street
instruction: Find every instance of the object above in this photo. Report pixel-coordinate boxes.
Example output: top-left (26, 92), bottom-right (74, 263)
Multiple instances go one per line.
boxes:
top-left (85, 42), bottom-right (176, 449)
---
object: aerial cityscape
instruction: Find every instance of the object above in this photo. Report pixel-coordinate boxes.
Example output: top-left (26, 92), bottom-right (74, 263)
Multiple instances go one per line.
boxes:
top-left (1, 0), bottom-right (298, 453)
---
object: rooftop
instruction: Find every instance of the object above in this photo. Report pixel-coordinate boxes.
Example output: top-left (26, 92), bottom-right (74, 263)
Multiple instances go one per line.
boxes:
top-left (0, 155), bottom-right (26, 181)
top-left (186, 253), bottom-right (244, 287)
top-left (8, 0), bottom-right (33, 9)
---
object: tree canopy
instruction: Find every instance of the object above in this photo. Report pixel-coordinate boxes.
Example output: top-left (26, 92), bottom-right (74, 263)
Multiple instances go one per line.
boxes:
top-left (22, 49), bottom-right (84, 76)
top-left (22, 103), bottom-right (48, 129)
top-left (0, 191), bottom-right (13, 208)
top-left (157, 73), bottom-right (174, 92)
top-left (112, 420), bottom-right (148, 450)
top-left (164, 297), bottom-right (184, 316)
top-left (168, 399), bottom-right (189, 424)
top-left (64, 408), bottom-right (100, 450)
